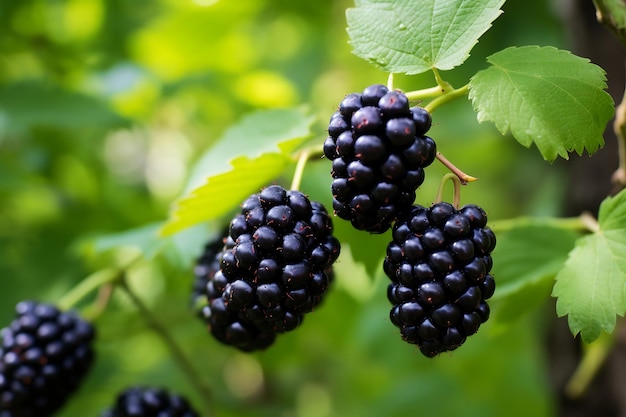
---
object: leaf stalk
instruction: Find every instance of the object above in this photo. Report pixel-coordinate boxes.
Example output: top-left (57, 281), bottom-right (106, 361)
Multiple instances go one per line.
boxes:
top-left (565, 331), bottom-right (615, 399)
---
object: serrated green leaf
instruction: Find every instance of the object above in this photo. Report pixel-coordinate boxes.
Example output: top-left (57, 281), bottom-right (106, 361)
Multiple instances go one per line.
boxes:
top-left (346, 0), bottom-right (504, 74)
top-left (161, 153), bottom-right (293, 236)
top-left (184, 108), bottom-right (313, 192)
top-left (488, 219), bottom-right (579, 327)
top-left (161, 108), bottom-right (313, 236)
top-left (469, 46), bottom-right (614, 161)
top-left (553, 189), bottom-right (626, 342)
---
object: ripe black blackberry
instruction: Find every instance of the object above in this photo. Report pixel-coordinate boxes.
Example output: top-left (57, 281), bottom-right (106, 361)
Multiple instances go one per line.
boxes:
top-left (100, 386), bottom-right (198, 417)
top-left (201, 185), bottom-right (340, 351)
top-left (383, 202), bottom-right (496, 357)
top-left (0, 301), bottom-right (95, 416)
top-left (323, 84), bottom-right (436, 233)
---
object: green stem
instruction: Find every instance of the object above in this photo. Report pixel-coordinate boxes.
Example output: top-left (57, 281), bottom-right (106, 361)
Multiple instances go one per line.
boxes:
top-left (405, 85), bottom-right (447, 101)
top-left (490, 212), bottom-right (597, 233)
top-left (565, 331), bottom-right (615, 399)
top-left (118, 276), bottom-right (215, 416)
top-left (431, 67), bottom-right (449, 90)
top-left (58, 268), bottom-right (121, 311)
top-left (290, 147), bottom-right (323, 191)
top-left (424, 83), bottom-right (469, 113)
top-left (387, 73), bottom-right (394, 90)
top-left (435, 173), bottom-right (462, 208)
top-left (435, 151), bottom-right (478, 185)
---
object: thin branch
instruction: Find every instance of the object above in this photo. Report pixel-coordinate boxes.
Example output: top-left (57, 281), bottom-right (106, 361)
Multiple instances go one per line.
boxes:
top-left (119, 277), bottom-right (215, 416)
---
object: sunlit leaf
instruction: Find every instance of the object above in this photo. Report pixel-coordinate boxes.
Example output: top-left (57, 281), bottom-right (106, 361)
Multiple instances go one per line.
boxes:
top-left (162, 108), bottom-right (313, 236)
top-left (161, 153), bottom-right (294, 236)
top-left (553, 189), bottom-right (626, 342)
top-left (346, 0), bottom-right (504, 74)
top-left (184, 108), bottom-right (314, 192)
top-left (469, 46), bottom-right (614, 161)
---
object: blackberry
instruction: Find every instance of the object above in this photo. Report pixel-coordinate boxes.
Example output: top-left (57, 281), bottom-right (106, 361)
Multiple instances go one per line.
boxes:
top-left (100, 386), bottom-right (198, 417)
top-left (383, 202), bottom-right (496, 357)
top-left (0, 301), bottom-right (95, 416)
top-left (201, 185), bottom-right (340, 351)
top-left (324, 85), bottom-right (437, 233)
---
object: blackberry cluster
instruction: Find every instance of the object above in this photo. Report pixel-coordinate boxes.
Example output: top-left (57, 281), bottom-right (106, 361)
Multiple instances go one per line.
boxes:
top-left (202, 185), bottom-right (341, 351)
top-left (323, 84), bottom-right (437, 233)
top-left (100, 386), bottom-right (198, 417)
top-left (0, 301), bottom-right (95, 416)
top-left (383, 203), bottom-right (496, 357)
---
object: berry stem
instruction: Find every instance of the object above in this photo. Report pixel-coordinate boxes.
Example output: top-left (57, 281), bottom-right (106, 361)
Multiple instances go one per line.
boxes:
top-left (435, 173), bottom-right (462, 208)
top-left (565, 330), bottom-right (615, 399)
top-left (290, 146), bottom-right (322, 191)
top-left (387, 73), bottom-right (394, 90)
top-left (58, 268), bottom-right (121, 312)
top-left (118, 276), bottom-right (215, 416)
top-left (424, 83), bottom-right (469, 113)
top-left (435, 151), bottom-right (478, 185)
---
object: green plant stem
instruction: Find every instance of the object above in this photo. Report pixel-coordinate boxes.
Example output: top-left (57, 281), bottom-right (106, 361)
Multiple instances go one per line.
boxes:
top-left (611, 85), bottom-right (626, 190)
top-left (290, 146), bottom-right (322, 191)
top-left (387, 72), bottom-right (394, 90)
top-left (58, 268), bottom-right (121, 312)
top-left (424, 83), bottom-right (469, 113)
top-left (565, 331), bottom-right (615, 399)
top-left (435, 173), bottom-right (462, 208)
top-left (119, 277), bottom-right (214, 416)
top-left (435, 151), bottom-right (478, 184)
top-left (490, 212), bottom-right (598, 233)
top-left (404, 85), bottom-right (447, 101)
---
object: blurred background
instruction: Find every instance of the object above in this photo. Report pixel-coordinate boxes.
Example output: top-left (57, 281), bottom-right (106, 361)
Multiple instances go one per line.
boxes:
top-left (0, 0), bottom-right (624, 416)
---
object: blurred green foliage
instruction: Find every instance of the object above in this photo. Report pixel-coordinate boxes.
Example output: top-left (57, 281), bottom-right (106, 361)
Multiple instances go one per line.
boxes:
top-left (0, 0), bottom-right (574, 416)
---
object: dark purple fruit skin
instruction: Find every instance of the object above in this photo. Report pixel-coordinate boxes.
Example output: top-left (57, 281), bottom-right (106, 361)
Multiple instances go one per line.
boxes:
top-left (99, 386), bottom-right (199, 417)
top-left (0, 301), bottom-right (96, 416)
top-left (383, 202), bottom-right (496, 357)
top-left (200, 185), bottom-right (341, 352)
top-left (325, 86), bottom-right (436, 233)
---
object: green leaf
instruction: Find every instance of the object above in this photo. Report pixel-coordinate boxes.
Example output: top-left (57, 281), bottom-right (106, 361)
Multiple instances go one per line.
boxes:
top-left (93, 222), bottom-right (164, 259)
top-left (90, 221), bottom-right (219, 269)
top-left (469, 46), bottom-right (614, 161)
top-left (184, 108), bottom-right (313, 192)
top-left (162, 154), bottom-right (293, 236)
top-left (162, 108), bottom-right (313, 236)
top-left (553, 189), bottom-right (626, 342)
top-left (489, 218), bottom-right (579, 327)
top-left (346, 0), bottom-right (505, 74)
